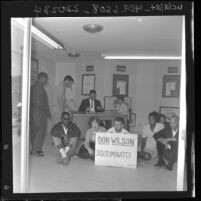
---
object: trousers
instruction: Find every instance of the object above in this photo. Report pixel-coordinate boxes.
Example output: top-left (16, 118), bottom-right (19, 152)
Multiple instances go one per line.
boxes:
top-left (156, 141), bottom-right (178, 163)
top-left (30, 109), bottom-right (47, 151)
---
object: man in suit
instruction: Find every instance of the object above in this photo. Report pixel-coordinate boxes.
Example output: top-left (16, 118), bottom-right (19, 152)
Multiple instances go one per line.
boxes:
top-left (78, 90), bottom-right (104, 113)
top-left (30, 72), bottom-right (51, 157)
top-left (51, 111), bottom-right (81, 166)
top-left (153, 115), bottom-right (179, 171)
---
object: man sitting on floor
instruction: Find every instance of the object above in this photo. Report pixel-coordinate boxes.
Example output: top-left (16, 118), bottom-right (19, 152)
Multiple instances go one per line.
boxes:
top-left (51, 111), bottom-right (81, 166)
top-left (139, 111), bottom-right (164, 160)
top-left (107, 117), bottom-right (129, 134)
top-left (153, 115), bottom-right (179, 171)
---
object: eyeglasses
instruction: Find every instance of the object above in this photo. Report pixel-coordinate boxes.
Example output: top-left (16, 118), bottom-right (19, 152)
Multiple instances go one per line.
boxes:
top-left (63, 117), bottom-right (70, 120)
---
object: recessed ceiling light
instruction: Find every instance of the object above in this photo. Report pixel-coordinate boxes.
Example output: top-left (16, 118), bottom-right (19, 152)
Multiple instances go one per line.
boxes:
top-left (83, 24), bottom-right (103, 33)
top-left (138, 18), bottom-right (142, 22)
top-left (68, 52), bottom-right (80, 57)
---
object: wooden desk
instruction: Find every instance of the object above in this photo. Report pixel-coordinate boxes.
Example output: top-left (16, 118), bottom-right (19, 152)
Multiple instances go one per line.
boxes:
top-left (71, 112), bottom-right (128, 139)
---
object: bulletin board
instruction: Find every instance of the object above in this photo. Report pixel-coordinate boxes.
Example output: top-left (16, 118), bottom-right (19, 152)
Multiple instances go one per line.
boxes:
top-left (113, 74), bottom-right (129, 96)
top-left (162, 75), bottom-right (180, 97)
top-left (82, 74), bottom-right (95, 95)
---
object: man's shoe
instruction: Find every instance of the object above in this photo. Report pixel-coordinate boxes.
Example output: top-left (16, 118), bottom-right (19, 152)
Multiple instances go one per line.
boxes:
top-left (71, 155), bottom-right (80, 160)
top-left (62, 157), bottom-right (69, 166)
top-left (30, 150), bottom-right (44, 157)
top-left (37, 150), bottom-right (44, 156)
top-left (154, 160), bottom-right (166, 167)
top-left (57, 157), bottom-right (63, 164)
top-left (165, 162), bottom-right (174, 171)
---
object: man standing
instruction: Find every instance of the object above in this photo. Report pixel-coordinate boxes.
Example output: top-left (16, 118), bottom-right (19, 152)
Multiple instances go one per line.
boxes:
top-left (30, 72), bottom-right (51, 156)
top-left (78, 90), bottom-right (104, 113)
top-left (51, 111), bottom-right (81, 166)
top-left (52, 75), bottom-right (75, 125)
top-left (153, 115), bottom-right (179, 171)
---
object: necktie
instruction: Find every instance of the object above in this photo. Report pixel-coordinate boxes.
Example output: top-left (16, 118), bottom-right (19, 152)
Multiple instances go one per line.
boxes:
top-left (91, 100), bottom-right (94, 110)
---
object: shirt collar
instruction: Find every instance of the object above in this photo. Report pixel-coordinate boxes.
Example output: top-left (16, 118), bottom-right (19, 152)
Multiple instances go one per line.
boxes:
top-left (172, 128), bottom-right (178, 135)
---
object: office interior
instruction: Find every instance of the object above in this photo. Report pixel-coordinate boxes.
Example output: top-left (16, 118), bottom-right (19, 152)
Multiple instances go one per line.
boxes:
top-left (11, 16), bottom-right (188, 193)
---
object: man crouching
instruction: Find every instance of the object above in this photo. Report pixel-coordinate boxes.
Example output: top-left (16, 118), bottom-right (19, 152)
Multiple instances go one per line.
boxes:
top-left (51, 111), bottom-right (81, 166)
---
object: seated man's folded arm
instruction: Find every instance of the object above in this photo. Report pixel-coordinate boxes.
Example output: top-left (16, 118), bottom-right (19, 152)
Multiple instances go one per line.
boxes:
top-left (52, 136), bottom-right (63, 148)
top-left (153, 128), bottom-right (167, 141)
top-left (165, 137), bottom-right (177, 142)
top-left (51, 125), bottom-right (64, 148)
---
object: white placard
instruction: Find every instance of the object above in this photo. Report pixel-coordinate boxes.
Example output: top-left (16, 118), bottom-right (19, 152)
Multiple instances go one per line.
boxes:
top-left (95, 132), bottom-right (138, 168)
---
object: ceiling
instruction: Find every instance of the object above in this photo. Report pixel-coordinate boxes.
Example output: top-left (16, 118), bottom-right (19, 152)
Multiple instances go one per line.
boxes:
top-left (32, 16), bottom-right (183, 62)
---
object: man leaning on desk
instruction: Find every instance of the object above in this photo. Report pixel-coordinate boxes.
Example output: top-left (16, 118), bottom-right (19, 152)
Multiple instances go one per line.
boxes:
top-left (78, 90), bottom-right (104, 113)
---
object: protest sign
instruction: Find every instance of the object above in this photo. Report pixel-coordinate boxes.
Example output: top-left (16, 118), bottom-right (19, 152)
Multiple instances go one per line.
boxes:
top-left (95, 132), bottom-right (138, 168)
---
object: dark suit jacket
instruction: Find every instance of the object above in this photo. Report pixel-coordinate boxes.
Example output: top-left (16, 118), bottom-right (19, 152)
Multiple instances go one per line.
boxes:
top-left (30, 81), bottom-right (51, 130)
top-left (51, 122), bottom-right (81, 142)
top-left (78, 98), bottom-right (104, 113)
top-left (153, 127), bottom-right (179, 153)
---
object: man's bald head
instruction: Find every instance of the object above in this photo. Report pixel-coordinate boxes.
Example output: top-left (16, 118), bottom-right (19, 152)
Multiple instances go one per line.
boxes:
top-left (170, 115), bottom-right (179, 130)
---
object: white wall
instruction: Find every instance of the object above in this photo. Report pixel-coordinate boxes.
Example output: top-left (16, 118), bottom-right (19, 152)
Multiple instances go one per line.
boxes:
top-left (135, 62), bottom-right (156, 127)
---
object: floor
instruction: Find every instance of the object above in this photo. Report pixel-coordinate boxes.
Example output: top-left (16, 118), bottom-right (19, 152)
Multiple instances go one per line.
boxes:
top-left (12, 131), bottom-right (187, 193)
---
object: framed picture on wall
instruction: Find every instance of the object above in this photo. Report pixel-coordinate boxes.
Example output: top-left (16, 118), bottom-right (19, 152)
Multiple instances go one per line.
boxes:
top-left (82, 74), bottom-right (95, 95)
top-left (104, 96), bottom-right (132, 111)
top-left (159, 106), bottom-right (180, 121)
top-left (113, 74), bottom-right (129, 96)
top-left (162, 75), bottom-right (180, 97)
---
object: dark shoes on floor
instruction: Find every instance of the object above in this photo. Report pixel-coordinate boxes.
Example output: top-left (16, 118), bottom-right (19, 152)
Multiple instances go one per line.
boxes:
top-left (154, 160), bottom-right (174, 171)
top-left (154, 160), bottom-right (166, 167)
top-left (57, 157), bottom-right (70, 166)
top-left (165, 162), bottom-right (174, 171)
top-left (31, 150), bottom-right (44, 157)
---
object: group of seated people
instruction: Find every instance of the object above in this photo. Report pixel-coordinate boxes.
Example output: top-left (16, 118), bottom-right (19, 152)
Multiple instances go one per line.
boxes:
top-left (50, 110), bottom-right (179, 171)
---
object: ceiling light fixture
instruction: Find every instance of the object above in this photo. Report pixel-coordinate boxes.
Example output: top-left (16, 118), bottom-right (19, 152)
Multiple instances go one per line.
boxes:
top-left (102, 55), bottom-right (182, 60)
top-left (68, 52), bottom-right (80, 57)
top-left (11, 18), bottom-right (64, 50)
top-left (83, 24), bottom-right (103, 33)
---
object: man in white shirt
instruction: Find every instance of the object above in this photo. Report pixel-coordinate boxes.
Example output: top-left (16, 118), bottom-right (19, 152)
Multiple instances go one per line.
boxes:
top-left (107, 117), bottom-right (129, 134)
top-left (153, 115), bottom-right (179, 171)
top-left (140, 112), bottom-right (164, 160)
top-left (115, 96), bottom-right (130, 116)
top-left (52, 75), bottom-right (75, 125)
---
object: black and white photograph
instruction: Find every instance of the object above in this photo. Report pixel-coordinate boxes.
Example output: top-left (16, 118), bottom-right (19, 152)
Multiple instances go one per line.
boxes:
top-left (1, 0), bottom-right (194, 199)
